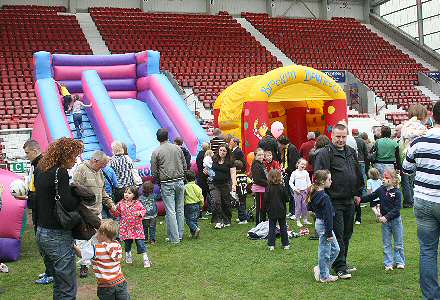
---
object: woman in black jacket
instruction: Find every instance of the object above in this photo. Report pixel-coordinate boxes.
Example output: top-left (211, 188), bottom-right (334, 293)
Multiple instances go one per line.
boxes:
top-left (209, 144), bottom-right (237, 229)
top-left (34, 137), bottom-right (84, 300)
top-left (251, 148), bottom-right (268, 225)
top-left (265, 169), bottom-right (290, 250)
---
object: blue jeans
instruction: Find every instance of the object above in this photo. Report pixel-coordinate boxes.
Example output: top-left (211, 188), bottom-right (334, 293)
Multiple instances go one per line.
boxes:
top-left (316, 219), bottom-right (340, 280)
top-left (97, 281), bottom-right (130, 300)
top-left (124, 239), bottom-right (146, 254)
top-left (36, 227), bottom-right (76, 300)
top-left (73, 113), bottom-right (83, 138)
top-left (184, 203), bottom-right (200, 234)
top-left (401, 173), bottom-right (414, 207)
top-left (142, 218), bottom-right (156, 242)
top-left (414, 197), bottom-right (440, 299)
top-left (161, 180), bottom-right (185, 243)
top-left (382, 216), bottom-right (405, 267)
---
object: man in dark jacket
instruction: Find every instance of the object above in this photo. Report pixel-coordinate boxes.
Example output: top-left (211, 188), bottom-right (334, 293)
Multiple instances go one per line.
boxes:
top-left (259, 132), bottom-right (280, 162)
top-left (278, 135), bottom-right (300, 218)
top-left (23, 140), bottom-right (51, 284)
top-left (174, 137), bottom-right (191, 170)
top-left (229, 137), bottom-right (246, 172)
top-left (314, 123), bottom-right (364, 279)
top-left (196, 142), bottom-right (211, 214)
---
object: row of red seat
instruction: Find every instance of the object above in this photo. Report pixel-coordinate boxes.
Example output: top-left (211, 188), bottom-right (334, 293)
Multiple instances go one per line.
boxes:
top-left (243, 12), bottom-right (433, 120)
top-left (91, 8), bottom-right (281, 108)
top-left (0, 5), bottom-right (92, 129)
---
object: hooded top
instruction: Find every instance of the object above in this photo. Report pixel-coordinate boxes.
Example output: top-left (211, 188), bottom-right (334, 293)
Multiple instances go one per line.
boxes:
top-left (308, 190), bottom-right (335, 238)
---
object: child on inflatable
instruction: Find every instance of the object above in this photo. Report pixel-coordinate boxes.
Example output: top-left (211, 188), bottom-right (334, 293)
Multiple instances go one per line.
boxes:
top-left (71, 95), bottom-right (92, 139)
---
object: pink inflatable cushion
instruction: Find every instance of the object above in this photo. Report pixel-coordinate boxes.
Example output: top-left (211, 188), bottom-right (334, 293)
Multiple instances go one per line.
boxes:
top-left (53, 64), bottom-right (137, 81)
top-left (0, 169), bottom-right (26, 239)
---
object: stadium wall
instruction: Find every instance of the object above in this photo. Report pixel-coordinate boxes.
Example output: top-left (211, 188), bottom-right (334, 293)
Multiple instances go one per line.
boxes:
top-left (0, 0), bottom-right (367, 21)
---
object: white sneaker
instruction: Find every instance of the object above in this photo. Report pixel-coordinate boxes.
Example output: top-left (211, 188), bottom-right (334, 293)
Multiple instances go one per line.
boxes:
top-left (0, 263), bottom-right (9, 273)
top-left (313, 266), bottom-right (320, 282)
top-left (286, 213), bottom-right (292, 218)
top-left (143, 258), bottom-right (151, 268)
top-left (268, 246), bottom-right (275, 251)
top-left (283, 245), bottom-right (290, 250)
top-left (238, 220), bottom-right (248, 224)
top-left (290, 215), bottom-right (296, 220)
top-left (296, 221), bottom-right (303, 227)
top-left (223, 223), bottom-right (231, 227)
top-left (385, 266), bottom-right (393, 271)
top-left (214, 223), bottom-right (223, 229)
top-left (396, 264), bottom-right (405, 269)
top-left (320, 275), bottom-right (338, 283)
top-left (125, 253), bottom-right (133, 264)
top-left (355, 221), bottom-right (361, 225)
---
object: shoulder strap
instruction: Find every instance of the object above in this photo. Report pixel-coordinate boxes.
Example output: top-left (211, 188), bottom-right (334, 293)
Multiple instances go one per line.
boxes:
top-left (54, 168), bottom-right (60, 202)
top-left (102, 170), bottom-right (115, 189)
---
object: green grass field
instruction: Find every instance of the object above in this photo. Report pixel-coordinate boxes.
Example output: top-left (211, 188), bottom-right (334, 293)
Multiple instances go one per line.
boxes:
top-left (0, 206), bottom-right (427, 299)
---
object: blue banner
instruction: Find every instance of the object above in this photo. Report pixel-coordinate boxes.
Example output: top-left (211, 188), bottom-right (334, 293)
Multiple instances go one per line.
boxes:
top-left (322, 70), bottom-right (346, 83)
top-left (428, 72), bottom-right (440, 82)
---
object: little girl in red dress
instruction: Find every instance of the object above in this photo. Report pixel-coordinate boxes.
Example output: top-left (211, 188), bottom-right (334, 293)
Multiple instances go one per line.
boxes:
top-left (111, 186), bottom-right (151, 268)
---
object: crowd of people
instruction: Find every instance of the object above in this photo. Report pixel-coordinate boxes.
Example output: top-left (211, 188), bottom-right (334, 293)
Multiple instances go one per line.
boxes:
top-left (4, 101), bottom-right (440, 298)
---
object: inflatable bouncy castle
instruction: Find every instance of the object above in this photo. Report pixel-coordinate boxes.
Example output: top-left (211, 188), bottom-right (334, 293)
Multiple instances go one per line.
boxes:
top-left (0, 169), bottom-right (27, 262)
top-left (214, 65), bottom-right (347, 155)
top-left (32, 51), bottom-right (209, 168)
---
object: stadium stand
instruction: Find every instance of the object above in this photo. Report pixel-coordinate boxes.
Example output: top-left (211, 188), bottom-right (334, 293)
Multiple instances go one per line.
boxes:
top-left (89, 7), bottom-right (282, 108)
top-left (0, 5), bottom-right (91, 129)
top-left (242, 13), bottom-right (432, 112)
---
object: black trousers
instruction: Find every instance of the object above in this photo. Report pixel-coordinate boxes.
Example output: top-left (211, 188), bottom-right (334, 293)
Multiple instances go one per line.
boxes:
top-left (209, 183), bottom-right (232, 225)
top-left (332, 202), bottom-right (355, 272)
top-left (283, 174), bottom-right (295, 214)
top-left (267, 217), bottom-right (289, 247)
top-left (355, 204), bottom-right (362, 223)
top-left (255, 192), bottom-right (266, 225)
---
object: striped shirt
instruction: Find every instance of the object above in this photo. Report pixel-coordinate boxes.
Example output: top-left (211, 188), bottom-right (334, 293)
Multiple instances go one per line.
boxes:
top-left (110, 155), bottom-right (135, 188)
top-left (403, 127), bottom-right (440, 203)
top-left (89, 242), bottom-right (126, 288)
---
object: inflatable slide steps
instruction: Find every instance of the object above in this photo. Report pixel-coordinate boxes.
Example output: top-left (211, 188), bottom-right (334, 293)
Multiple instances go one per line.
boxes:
top-left (66, 109), bottom-right (101, 160)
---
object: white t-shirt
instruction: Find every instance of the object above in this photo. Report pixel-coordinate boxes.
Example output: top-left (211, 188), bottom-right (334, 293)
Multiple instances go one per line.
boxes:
top-left (289, 169), bottom-right (311, 191)
top-left (367, 179), bottom-right (382, 201)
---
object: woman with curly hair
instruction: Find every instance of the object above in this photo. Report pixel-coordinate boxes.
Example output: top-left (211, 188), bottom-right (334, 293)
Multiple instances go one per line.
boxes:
top-left (34, 137), bottom-right (83, 299)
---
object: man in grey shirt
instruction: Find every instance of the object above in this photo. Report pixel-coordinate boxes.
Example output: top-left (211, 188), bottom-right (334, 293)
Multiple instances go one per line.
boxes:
top-left (151, 128), bottom-right (187, 244)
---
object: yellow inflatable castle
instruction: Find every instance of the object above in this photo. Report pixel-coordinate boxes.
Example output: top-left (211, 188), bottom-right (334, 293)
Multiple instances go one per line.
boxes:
top-left (213, 65), bottom-right (347, 156)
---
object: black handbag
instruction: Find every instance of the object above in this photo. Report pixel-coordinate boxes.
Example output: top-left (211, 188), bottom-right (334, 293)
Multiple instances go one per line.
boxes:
top-left (70, 184), bottom-right (101, 240)
top-left (54, 168), bottom-right (81, 230)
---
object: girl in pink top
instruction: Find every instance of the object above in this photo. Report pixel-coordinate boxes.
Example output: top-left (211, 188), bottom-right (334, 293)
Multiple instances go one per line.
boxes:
top-left (110, 186), bottom-right (151, 268)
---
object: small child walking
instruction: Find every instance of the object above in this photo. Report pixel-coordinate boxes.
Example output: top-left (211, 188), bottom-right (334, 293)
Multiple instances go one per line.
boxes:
top-left (110, 186), bottom-right (151, 268)
top-left (184, 170), bottom-right (204, 238)
top-left (139, 180), bottom-right (158, 245)
top-left (308, 170), bottom-right (340, 283)
top-left (71, 95), bottom-right (92, 139)
top-left (74, 219), bottom-right (130, 299)
top-left (264, 169), bottom-right (290, 251)
top-left (251, 148), bottom-right (268, 225)
top-left (359, 169), bottom-right (405, 271)
top-left (235, 160), bottom-right (249, 224)
top-left (289, 158), bottom-right (312, 227)
top-left (366, 167), bottom-right (383, 218)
